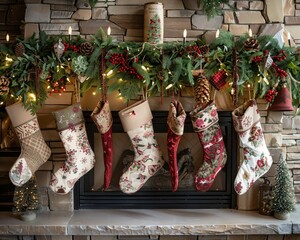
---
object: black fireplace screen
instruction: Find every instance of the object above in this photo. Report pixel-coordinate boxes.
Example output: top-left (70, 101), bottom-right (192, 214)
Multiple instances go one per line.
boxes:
top-left (74, 111), bottom-right (237, 209)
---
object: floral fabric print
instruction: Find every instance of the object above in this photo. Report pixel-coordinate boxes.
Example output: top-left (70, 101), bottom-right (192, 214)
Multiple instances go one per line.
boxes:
top-left (119, 120), bottom-right (164, 194)
top-left (232, 100), bottom-right (273, 195)
top-left (189, 101), bottom-right (227, 192)
top-left (91, 100), bottom-right (113, 190)
top-left (50, 104), bottom-right (95, 194)
top-left (167, 101), bottom-right (186, 192)
top-left (9, 117), bottom-right (51, 186)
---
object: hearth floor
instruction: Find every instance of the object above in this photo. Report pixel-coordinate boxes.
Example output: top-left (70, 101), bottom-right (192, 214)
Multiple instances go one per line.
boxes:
top-left (0, 206), bottom-right (299, 236)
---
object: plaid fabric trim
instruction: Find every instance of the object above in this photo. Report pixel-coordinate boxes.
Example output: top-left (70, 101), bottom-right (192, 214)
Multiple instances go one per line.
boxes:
top-left (209, 70), bottom-right (227, 90)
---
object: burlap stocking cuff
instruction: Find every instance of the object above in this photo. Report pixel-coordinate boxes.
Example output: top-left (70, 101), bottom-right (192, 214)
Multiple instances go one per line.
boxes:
top-left (53, 103), bottom-right (84, 131)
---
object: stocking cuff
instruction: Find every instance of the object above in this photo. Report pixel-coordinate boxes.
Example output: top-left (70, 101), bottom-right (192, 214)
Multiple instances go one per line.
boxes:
top-left (14, 117), bottom-right (40, 140)
top-left (232, 99), bottom-right (261, 132)
top-left (119, 99), bottom-right (152, 132)
top-left (190, 101), bottom-right (219, 132)
top-left (53, 103), bottom-right (84, 131)
top-left (91, 100), bottom-right (113, 134)
top-left (167, 101), bottom-right (186, 136)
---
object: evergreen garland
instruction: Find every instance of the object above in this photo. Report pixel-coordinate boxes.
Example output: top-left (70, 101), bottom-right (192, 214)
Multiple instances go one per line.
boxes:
top-left (198, 0), bottom-right (231, 19)
top-left (1, 28), bottom-right (300, 113)
top-left (271, 154), bottom-right (296, 218)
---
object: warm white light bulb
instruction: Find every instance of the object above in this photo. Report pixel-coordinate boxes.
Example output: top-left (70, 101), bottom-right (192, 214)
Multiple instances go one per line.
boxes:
top-left (216, 29), bottom-right (220, 39)
top-left (107, 26), bottom-right (111, 36)
top-left (288, 32), bottom-right (291, 40)
top-left (6, 33), bottom-right (9, 42)
top-left (68, 26), bottom-right (72, 35)
top-left (183, 29), bottom-right (187, 38)
top-left (248, 28), bottom-right (252, 37)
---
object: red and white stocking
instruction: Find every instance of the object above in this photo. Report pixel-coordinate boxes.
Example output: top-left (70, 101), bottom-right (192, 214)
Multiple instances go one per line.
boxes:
top-left (167, 101), bottom-right (186, 192)
top-left (91, 100), bottom-right (113, 190)
top-left (49, 103), bottom-right (95, 194)
top-left (118, 100), bottom-right (165, 194)
top-left (190, 101), bottom-right (227, 191)
top-left (232, 100), bottom-right (273, 195)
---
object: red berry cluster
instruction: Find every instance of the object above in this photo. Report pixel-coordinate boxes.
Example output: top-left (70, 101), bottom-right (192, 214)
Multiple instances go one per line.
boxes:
top-left (109, 53), bottom-right (143, 80)
top-left (47, 77), bottom-right (67, 94)
top-left (264, 89), bottom-right (277, 103)
top-left (273, 50), bottom-right (287, 62)
top-left (63, 42), bottom-right (79, 53)
top-left (184, 45), bottom-right (201, 55)
top-left (252, 56), bottom-right (263, 63)
top-left (272, 62), bottom-right (288, 78)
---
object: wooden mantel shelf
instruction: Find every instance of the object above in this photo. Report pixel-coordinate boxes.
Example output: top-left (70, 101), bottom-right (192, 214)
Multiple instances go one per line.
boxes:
top-left (0, 207), bottom-right (299, 236)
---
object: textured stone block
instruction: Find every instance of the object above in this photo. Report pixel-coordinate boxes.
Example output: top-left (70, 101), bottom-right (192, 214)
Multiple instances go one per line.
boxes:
top-left (267, 111), bottom-right (283, 123)
top-left (108, 6), bottom-right (143, 15)
top-left (92, 7), bottom-right (107, 19)
top-left (287, 145), bottom-right (300, 152)
top-left (44, 0), bottom-right (75, 4)
top-left (36, 171), bottom-right (51, 187)
top-left (160, 236), bottom-right (197, 240)
top-left (265, 0), bottom-right (284, 23)
top-left (167, 10), bottom-right (195, 18)
top-left (25, 4), bottom-right (50, 23)
top-left (285, 0), bottom-right (296, 16)
top-left (49, 189), bottom-right (73, 211)
top-left (229, 24), bottom-right (250, 36)
top-left (91, 236), bottom-right (117, 240)
top-left (74, 236), bottom-right (91, 240)
top-left (51, 237), bottom-right (72, 240)
top-left (116, 0), bottom-right (184, 9)
top-left (283, 115), bottom-right (294, 129)
top-left (282, 140), bottom-right (297, 146)
top-left (51, 4), bottom-right (77, 11)
top-left (224, 11), bottom-right (235, 24)
top-left (236, 11), bottom-right (266, 24)
top-left (262, 124), bottom-right (283, 133)
top-left (24, 23), bottom-right (39, 39)
top-left (51, 11), bottom-right (74, 19)
top-left (192, 15), bottom-right (223, 30)
top-left (285, 16), bottom-right (300, 24)
top-left (269, 148), bottom-right (284, 164)
top-left (40, 22), bottom-right (78, 32)
top-left (80, 19), bottom-right (126, 34)
top-left (236, 1), bottom-right (249, 10)
top-left (264, 133), bottom-right (282, 147)
top-left (165, 17), bottom-right (191, 30)
top-left (72, 9), bottom-right (92, 20)
top-left (250, 1), bottom-right (264, 10)
top-left (287, 153), bottom-right (300, 160)
top-left (285, 25), bottom-right (300, 39)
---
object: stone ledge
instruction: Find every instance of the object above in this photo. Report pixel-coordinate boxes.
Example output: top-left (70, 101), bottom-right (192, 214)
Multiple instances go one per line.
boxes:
top-left (0, 207), bottom-right (300, 236)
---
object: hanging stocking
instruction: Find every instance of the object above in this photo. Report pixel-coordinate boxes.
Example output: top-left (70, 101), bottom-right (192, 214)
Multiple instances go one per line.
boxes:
top-left (118, 99), bottom-right (164, 194)
top-left (190, 101), bottom-right (227, 191)
top-left (167, 100), bottom-right (186, 192)
top-left (91, 100), bottom-right (113, 190)
top-left (6, 102), bottom-right (51, 186)
top-left (232, 100), bottom-right (273, 195)
top-left (49, 103), bottom-right (95, 194)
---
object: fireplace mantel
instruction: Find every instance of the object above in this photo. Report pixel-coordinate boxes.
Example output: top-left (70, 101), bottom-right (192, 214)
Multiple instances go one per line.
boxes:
top-left (0, 207), bottom-right (300, 236)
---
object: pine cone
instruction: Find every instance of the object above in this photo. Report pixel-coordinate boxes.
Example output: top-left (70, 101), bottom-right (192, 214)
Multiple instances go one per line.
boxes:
top-left (15, 42), bottom-right (25, 57)
top-left (193, 75), bottom-right (210, 107)
top-left (0, 75), bottom-right (10, 95)
top-left (244, 38), bottom-right (260, 51)
top-left (199, 44), bottom-right (209, 55)
top-left (79, 42), bottom-right (94, 55)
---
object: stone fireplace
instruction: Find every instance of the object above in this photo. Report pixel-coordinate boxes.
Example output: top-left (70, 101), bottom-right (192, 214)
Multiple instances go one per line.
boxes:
top-left (74, 109), bottom-right (237, 210)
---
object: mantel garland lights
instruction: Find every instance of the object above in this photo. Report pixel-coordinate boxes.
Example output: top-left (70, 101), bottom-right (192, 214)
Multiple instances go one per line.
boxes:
top-left (1, 28), bottom-right (300, 114)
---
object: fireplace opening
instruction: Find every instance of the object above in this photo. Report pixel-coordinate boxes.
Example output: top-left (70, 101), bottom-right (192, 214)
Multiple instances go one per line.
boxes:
top-left (74, 110), bottom-right (237, 209)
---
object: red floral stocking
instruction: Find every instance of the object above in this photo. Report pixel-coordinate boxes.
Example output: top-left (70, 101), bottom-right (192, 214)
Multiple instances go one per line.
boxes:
top-left (190, 101), bottom-right (227, 191)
